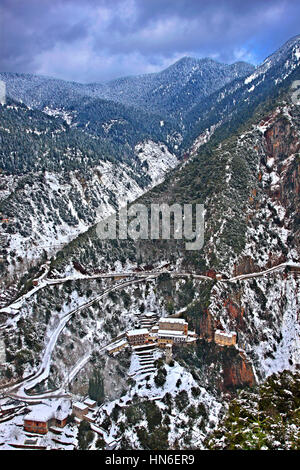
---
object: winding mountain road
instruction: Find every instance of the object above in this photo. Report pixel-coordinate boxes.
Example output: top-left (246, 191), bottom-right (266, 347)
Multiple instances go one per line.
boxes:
top-left (1, 261), bottom-right (299, 401)
top-left (4, 277), bottom-right (153, 401)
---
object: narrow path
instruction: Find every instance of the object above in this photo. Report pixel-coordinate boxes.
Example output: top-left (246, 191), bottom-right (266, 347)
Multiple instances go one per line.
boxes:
top-left (228, 262), bottom-right (300, 282)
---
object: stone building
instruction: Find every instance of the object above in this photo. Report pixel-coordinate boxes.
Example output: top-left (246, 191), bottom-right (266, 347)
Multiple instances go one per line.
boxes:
top-left (72, 401), bottom-right (96, 423)
top-left (157, 330), bottom-right (187, 348)
top-left (158, 318), bottom-right (188, 335)
top-left (215, 330), bottom-right (237, 346)
top-left (23, 401), bottom-right (70, 434)
top-left (24, 406), bottom-right (54, 435)
top-left (126, 328), bottom-right (149, 346)
top-left (72, 402), bottom-right (89, 420)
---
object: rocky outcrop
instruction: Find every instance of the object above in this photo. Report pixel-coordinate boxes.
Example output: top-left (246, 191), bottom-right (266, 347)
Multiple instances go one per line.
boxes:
top-left (233, 256), bottom-right (260, 277)
top-left (222, 355), bottom-right (255, 391)
top-left (189, 308), bottom-right (215, 341)
top-left (264, 117), bottom-right (300, 164)
top-left (223, 299), bottom-right (245, 330)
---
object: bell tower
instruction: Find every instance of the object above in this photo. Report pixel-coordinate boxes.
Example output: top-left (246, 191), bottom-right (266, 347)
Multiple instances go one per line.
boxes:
top-left (165, 343), bottom-right (173, 364)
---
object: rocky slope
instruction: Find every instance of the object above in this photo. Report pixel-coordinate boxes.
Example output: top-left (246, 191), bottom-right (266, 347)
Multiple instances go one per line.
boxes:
top-left (0, 99), bottom-right (179, 290)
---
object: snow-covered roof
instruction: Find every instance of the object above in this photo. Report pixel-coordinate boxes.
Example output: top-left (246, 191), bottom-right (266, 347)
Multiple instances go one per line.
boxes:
top-left (159, 317), bottom-right (187, 325)
top-left (84, 398), bottom-right (97, 407)
top-left (127, 328), bottom-right (149, 336)
top-left (24, 405), bottom-right (54, 423)
top-left (24, 400), bottom-right (71, 423)
top-left (215, 330), bottom-right (236, 338)
top-left (56, 409), bottom-right (69, 421)
top-left (73, 402), bottom-right (88, 411)
top-left (106, 339), bottom-right (127, 351)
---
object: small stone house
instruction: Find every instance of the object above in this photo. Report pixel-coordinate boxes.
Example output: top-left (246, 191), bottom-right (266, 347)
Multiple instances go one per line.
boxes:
top-left (23, 401), bottom-right (70, 435)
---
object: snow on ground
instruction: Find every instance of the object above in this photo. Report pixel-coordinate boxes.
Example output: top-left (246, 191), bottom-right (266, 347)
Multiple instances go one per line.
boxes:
top-left (253, 276), bottom-right (300, 377)
top-left (135, 140), bottom-right (178, 185)
top-left (97, 357), bottom-right (223, 449)
top-left (0, 142), bottom-right (178, 283)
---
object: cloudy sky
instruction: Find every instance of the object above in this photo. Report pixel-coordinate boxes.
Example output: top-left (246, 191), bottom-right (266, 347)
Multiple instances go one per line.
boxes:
top-left (0, 0), bottom-right (299, 83)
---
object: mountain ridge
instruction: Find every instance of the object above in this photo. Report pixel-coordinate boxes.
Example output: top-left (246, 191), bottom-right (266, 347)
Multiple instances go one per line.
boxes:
top-left (0, 55), bottom-right (255, 86)
top-left (0, 56), bottom-right (255, 120)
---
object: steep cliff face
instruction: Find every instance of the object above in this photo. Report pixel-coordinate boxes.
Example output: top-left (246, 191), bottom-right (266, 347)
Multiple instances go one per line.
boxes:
top-left (183, 296), bottom-right (255, 391)
top-left (264, 116), bottom-right (299, 162)
top-left (226, 104), bottom-right (299, 279)
top-left (222, 355), bottom-right (255, 391)
top-left (263, 111), bottom-right (300, 256)
top-left (173, 337), bottom-right (255, 394)
top-left (197, 309), bottom-right (214, 341)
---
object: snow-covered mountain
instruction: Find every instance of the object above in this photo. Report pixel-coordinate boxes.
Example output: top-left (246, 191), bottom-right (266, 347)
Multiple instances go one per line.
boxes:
top-left (183, 34), bottom-right (300, 149)
top-left (0, 54), bottom-right (256, 285)
top-left (0, 35), bottom-right (299, 451)
top-left (0, 100), bottom-right (179, 287)
top-left (0, 57), bottom-right (254, 120)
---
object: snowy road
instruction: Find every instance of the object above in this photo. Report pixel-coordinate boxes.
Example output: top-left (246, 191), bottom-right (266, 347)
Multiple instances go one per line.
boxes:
top-left (1, 261), bottom-right (299, 400)
top-left (9, 311), bottom-right (73, 398)
top-left (228, 261), bottom-right (300, 282)
top-left (2, 261), bottom-right (299, 320)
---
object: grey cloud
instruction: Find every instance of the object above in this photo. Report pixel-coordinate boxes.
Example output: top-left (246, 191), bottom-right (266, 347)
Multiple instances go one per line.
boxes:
top-left (0, 0), bottom-right (299, 82)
